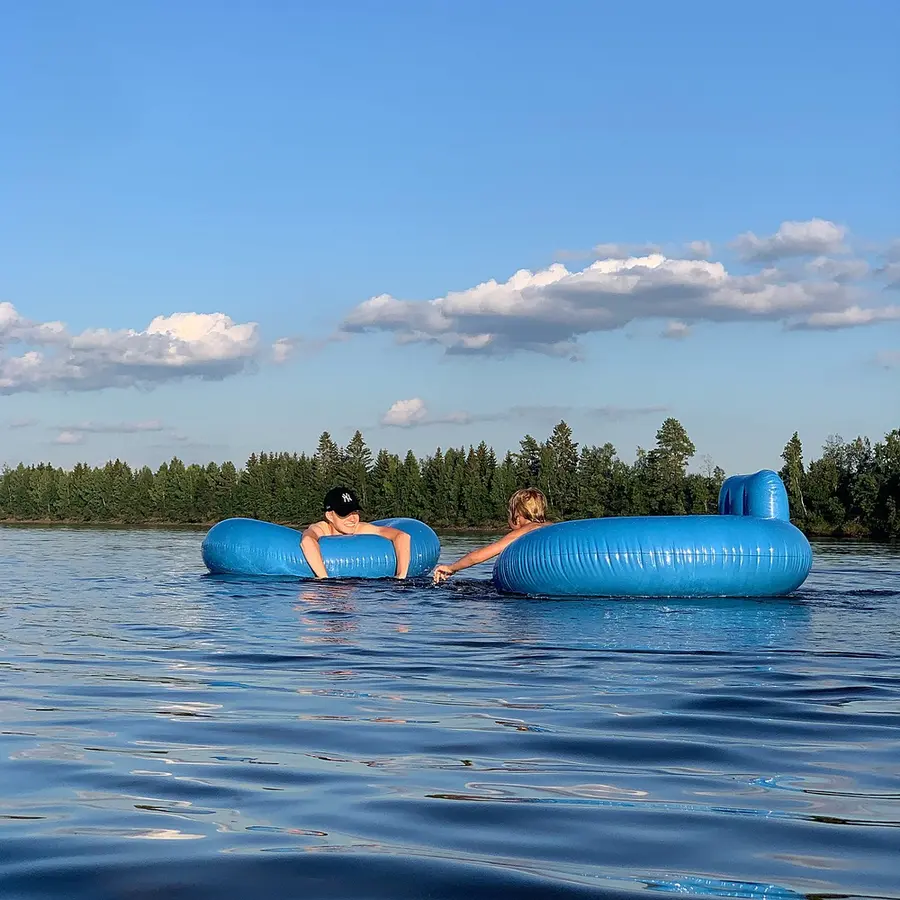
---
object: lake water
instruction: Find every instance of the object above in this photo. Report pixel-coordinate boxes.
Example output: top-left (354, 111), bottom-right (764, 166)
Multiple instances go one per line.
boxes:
top-left (0, 527), bottom-right (898, 899)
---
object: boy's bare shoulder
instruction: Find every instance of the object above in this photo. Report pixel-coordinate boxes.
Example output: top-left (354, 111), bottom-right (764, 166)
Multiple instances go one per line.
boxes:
top-left (356, 522), bottom-right (387, 536)
top-left (508, 521), bottom-right (548, 542)
top-left (303, 521), bottom-right (331, 537)
top-left (358, 522), bottom-right (406, 538)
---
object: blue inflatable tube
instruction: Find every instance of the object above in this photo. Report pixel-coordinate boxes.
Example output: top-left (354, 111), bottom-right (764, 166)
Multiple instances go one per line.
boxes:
top-left (201, 517), bottom-right (440, 579)
top-left (493, 470), bottom-right (812, 598)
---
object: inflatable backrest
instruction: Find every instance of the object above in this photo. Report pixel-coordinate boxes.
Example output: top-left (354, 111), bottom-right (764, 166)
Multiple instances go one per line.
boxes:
top-left (718, 469), bottom-right (790, 521)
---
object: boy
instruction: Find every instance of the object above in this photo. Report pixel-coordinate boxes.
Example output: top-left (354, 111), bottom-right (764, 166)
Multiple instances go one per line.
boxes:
top-left (432, 487), bottom-right (549, 584)
top-left (300, 486), bottom-right (412, 579)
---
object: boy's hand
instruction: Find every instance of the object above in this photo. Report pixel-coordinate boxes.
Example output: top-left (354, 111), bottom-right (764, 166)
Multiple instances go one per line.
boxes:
top-left (432, 565), bottom-right (454, 584)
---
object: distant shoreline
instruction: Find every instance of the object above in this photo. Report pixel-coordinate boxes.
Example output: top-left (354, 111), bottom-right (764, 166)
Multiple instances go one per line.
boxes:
top-left (0, 518), bottom-right (504, 534)
top-left (0, 518), bottom-right (888, 542)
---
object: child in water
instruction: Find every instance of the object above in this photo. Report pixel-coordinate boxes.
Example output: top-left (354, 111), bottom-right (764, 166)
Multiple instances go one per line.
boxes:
top-left (432, 487), bottom-right (549, 584)
top-left (301, 486), bottom-right (412, 579)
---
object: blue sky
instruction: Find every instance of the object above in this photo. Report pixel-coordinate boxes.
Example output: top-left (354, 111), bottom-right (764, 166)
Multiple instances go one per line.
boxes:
top-left (1, 0), bottom-right (897, 475)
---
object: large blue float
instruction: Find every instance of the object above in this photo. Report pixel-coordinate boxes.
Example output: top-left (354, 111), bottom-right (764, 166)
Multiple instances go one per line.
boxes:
top-left (493, 470), bottom-right (812, 598)
top-left (201, 517), bottom-right (440, 579)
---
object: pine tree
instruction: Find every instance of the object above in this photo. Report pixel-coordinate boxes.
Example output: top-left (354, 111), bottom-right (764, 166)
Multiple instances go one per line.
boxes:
top-left (313, 431), bottom-right (342, 494)
top-left (515, 435), bottom-right (541, 486)
top-left (341, 431), bottom-right (373, 509)
top-left (370, 449), bottom-right (401, 518)
top-left (780, 432), bottom-right (807, 521)
top-left (545, 421), bottom-right (579, 517)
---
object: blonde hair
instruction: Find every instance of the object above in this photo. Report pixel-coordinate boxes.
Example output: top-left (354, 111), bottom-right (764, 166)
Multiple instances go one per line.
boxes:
top-left (508, 488), bottom-right (547, 524)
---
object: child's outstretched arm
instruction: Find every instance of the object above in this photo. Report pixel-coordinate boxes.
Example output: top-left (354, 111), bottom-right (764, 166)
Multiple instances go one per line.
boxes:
top-left (432, 531), bottom-right (522, 584)
top-left (300, 525), bottom-right (329, 579)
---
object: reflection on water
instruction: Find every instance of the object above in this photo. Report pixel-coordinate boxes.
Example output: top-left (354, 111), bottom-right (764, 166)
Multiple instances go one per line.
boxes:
top-left (491, 594), bottom-right (811, 652)
top-left (0, 528), bottom-right (897, 899)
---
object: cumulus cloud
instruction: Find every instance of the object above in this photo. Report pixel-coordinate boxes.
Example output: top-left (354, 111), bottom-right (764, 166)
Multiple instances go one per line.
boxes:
top-left (380, 398), bottom-right (478, 428)
top-left (592, 241), bottom-right (661, 258)
top-left (806, 256), bottom-right (869, 282)
top-left (876, 262), bottom-right (900, 291)
top-left (55, 431), bottom-right (84, 445)
top-left (340, 222), bottom-right (894, 358)
top-left (685, 240), bottom-right (712, 260)
top-left (732, 219), bottom-right (848, 262)
top-left (270, 333), bottom-right (344, 364)
top-left (790, 305), bottom-right (900, 330)
top-left (381, 398), bottom-right (430, 427)
top-left (662, 321), bottom-right (691, 340)
top-left (271, 337), bottom-right (296, 364)
top-left (379, 399), bottom-right (666, 429)
top-left (45, 419), bottom-right (192, 448)
top-left (0, 304), bottom-right (286, 394)
top-left (555, 242), bottom-right (661, 263)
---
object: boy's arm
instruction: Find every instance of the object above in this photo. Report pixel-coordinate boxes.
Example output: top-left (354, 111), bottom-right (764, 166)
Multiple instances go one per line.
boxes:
top-left (432, 530), bottom-right (525, 582)
top-left (300, 524), bottom-right (329, 579)
top-left (360, 523), bottom-right (412, 578)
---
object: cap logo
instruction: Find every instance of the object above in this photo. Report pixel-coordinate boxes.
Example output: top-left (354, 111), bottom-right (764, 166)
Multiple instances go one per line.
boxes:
top-left (342, 492), bottom-right (352, 503)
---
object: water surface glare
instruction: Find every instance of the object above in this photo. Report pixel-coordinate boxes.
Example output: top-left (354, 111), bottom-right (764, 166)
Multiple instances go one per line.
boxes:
top-left (1, 528), bottom-right (898, 898)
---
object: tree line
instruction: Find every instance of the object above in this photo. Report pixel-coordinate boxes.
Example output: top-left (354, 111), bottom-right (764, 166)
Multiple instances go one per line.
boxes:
top-left (0, 418), bottom-right (897, 538)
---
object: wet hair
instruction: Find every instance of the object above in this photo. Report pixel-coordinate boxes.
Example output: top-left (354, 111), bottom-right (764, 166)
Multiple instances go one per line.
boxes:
top-left (508, 488), bottom-right (547, 524)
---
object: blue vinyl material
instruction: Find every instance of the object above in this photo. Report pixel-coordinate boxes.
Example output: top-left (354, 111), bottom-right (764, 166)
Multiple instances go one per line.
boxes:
top-left (201, 517), bottom-right (440, 579)
top-left (718, 468), bottom-right (790, 521)
top-left (493, 470), bottom-right (812, 598)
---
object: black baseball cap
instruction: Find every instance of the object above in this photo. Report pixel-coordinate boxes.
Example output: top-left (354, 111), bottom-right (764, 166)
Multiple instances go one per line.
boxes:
top-left (324, 486), bottom-right (361, 517)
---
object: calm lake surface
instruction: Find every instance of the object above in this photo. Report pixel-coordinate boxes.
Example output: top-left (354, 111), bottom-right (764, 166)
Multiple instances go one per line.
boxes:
top-left (0, 527), bottom-right (898, 899)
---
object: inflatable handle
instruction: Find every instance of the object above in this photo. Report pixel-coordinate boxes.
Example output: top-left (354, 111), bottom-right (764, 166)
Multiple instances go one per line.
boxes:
top-left (718, 469), bottom-right (790, 521)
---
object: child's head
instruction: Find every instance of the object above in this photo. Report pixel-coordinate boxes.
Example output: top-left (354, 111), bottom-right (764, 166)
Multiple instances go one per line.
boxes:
top-left (323, 486), bottom-right (362, 534)
top-left (508, 487), bottom-right (547, 528)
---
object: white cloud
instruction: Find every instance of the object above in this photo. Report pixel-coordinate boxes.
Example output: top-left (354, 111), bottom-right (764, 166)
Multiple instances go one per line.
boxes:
top-left (379, 399), bottom-right (667, 429)
top-left (381, 398), bottom-right (429, 427)
top-left (790, 305), bottom-right (900, 330)
top-left (806, 256), bottom-right (869, 282)
top-left (7, 417), bottom-right (37, 428)
top-left (875, 262), bottom-right (900, 290)
top-left (663, 321), bottom-right (691, 340)
top-left (0, 305), bottom-right (289, 394)
top-left (341, 221), bottom-right (889, 357)
top-left (270, 333), bottom-right (347, 364)
top-left (380, 398), bottom-right (478, 428)
top-left (55, 430), bottom-right (84, 445)
top-left (593, 241), bottom-right (661, 258)
top-left (271, 337), bottom-right (296, 363)
top-left (732, 218), bottom-right (847, 262)
top-left (685, 240), bottom-right (712, 260)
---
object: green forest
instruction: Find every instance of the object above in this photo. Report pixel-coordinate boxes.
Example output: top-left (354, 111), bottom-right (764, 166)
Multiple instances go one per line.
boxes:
top-left (1, 418), bottom-right (898, 538)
